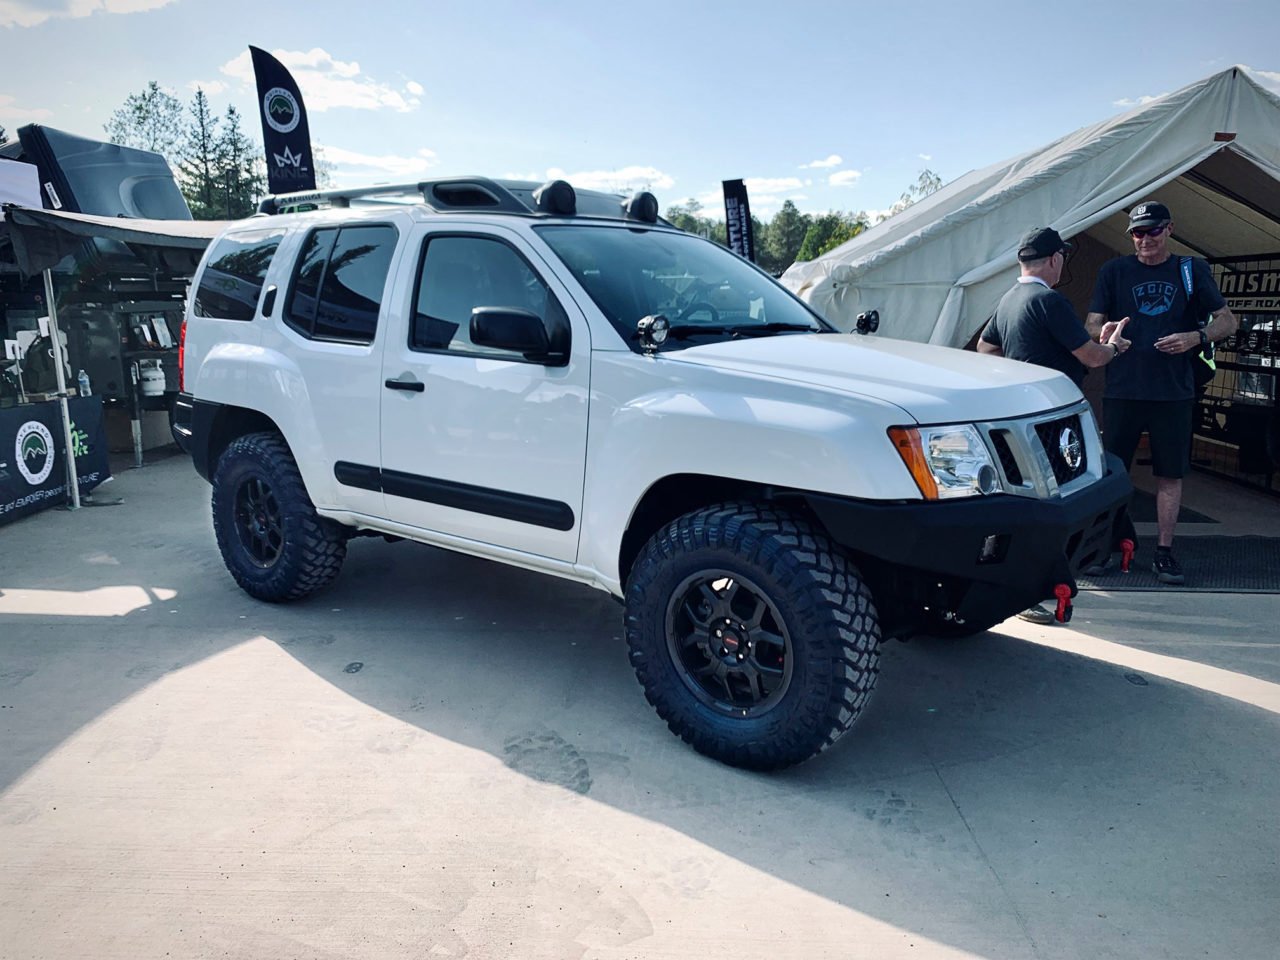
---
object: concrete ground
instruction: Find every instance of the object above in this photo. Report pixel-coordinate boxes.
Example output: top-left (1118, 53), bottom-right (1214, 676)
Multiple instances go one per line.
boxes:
top-left (1, 450), bottom-right (1277, 960)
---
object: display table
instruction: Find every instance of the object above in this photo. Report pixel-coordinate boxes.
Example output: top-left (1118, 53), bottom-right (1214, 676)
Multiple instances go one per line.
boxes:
top-left (0, 395), bottom-right (111, 526)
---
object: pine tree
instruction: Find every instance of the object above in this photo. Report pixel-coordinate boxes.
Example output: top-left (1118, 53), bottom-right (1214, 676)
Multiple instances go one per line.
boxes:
top-left (177, 89), bottom-right (221, 220)
top-left (215, 106), bottom-right (266, 218)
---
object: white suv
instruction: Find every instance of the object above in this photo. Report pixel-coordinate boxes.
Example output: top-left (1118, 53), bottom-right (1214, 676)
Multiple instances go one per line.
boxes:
top-left (174, 176), bottom-right (1130, 769)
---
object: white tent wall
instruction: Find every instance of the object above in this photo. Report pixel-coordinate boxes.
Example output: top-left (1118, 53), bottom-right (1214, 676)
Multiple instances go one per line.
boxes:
top-left (781, 66), bottom-right (1280, 350)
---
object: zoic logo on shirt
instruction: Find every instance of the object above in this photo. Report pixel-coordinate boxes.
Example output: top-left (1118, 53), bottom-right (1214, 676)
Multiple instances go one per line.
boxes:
top-left (1132, 281), bottom-right (1176, 316)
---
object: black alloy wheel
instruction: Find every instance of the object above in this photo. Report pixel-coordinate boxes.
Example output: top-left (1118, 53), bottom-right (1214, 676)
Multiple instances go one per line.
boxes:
top-left (233, 476), bottom-right (284, 567)
top-left (665, 569), bottom-right (793, 716)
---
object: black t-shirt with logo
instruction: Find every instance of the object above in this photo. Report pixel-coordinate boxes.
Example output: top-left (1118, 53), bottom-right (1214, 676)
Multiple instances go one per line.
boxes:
top-left (980, 280), bottom-right (1090, 386)
top-left (1089, 254), bottom-right (1225, 401)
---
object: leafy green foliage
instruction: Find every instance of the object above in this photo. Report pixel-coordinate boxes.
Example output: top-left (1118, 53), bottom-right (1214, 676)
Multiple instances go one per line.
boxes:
top-left (106, 83), bottom-right (267, 219)
top-left (795, 211), bottom-right (869, 262)
top-left (104, 81), bottom-right (184, 158)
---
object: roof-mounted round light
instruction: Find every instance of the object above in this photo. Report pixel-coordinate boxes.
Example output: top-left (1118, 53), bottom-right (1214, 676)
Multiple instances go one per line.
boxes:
top-left (624, 191), bottom-right (659, 223)
top-left (533, 179), bottom-right (576, 216)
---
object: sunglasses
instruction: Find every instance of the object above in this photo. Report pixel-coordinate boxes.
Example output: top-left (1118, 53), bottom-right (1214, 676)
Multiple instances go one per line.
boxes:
top-left (1130, 224), bottom-right (1169, 239)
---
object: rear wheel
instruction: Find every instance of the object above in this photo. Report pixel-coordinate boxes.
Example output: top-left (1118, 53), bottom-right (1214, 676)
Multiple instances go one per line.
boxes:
top-left (211, 431), bottom-right (347, 602)
top-left (625, 503), bottom-right (881, 770)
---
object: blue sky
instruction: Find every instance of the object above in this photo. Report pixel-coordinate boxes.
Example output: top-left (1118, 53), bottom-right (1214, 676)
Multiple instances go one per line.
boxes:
top-left (2, 0), bottom-right (1279, 219)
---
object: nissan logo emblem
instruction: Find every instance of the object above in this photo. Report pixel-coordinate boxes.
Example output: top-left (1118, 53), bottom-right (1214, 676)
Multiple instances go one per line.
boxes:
top-left (1059, 427), bottom-right (1083, 471)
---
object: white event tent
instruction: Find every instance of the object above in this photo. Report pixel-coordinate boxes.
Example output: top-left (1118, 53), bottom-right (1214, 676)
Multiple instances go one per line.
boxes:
top-left (780, 65), bottom-right (1280, 348)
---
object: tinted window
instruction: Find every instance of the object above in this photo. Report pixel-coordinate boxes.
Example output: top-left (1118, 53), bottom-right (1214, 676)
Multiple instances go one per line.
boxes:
top-left (412, 235), bottom-right (558, 359)
top-left (284, 228), bottom-right (336, 335)
top-left (193, 229), bottom-right (284, 322)
top-left (313, 226), bottom-right (399, 342)
top-left (283, 225), bottom-right (397, 342)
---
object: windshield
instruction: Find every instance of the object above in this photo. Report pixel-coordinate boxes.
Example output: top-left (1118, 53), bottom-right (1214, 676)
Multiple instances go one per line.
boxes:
top-left (535, 224), bottom-right (830, 351)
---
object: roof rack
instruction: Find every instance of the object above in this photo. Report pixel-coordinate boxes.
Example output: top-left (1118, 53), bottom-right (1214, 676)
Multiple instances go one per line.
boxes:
top-left (259, 177), bottom-right (529, 216)
top-left (258, 176), bottom-right (664, 225)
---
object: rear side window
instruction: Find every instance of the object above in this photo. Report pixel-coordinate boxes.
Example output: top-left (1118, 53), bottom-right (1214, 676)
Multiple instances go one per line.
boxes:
top-left (193, 228), bottom-right (285, 321)
top-left (284, 224), bottom-right (398, 343)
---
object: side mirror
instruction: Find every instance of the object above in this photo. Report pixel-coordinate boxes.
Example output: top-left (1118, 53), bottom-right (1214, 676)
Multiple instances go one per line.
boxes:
top-left (470, 307), bottom-right (568, 365)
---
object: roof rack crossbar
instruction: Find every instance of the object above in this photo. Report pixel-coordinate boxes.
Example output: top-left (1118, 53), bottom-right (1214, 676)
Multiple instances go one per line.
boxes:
top-left (262, 177), bottom-right (533, 216)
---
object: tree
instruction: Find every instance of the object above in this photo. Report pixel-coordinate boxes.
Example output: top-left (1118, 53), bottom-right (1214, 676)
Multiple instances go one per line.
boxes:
top-left (0, 124), bottom-right (7, 143)
top-left (104, 80), bottom-right (184, 160)
top-left (760, 200), bottom-right (810, 276)
top-left (215, 105), bottom-right (266, 218)
top-left (877, 168), bottom-right (944, 223)
top-left (795, 210), bottom-right (870, 262)
top-left (177, 88), bottom-right (222, 219)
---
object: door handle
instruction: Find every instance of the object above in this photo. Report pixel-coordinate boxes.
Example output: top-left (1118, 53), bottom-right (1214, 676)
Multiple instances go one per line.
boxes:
top-left (384, 377), bottom-right (425, 393)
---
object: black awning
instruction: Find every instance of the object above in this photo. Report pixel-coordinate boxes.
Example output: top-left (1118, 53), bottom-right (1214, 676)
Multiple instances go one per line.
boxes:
top-left (1, 204), bottom-right (229, 277)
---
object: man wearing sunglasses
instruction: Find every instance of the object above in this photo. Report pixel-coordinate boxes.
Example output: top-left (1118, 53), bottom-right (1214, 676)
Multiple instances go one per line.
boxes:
top-left (979, 226), bottom-right (1131, 622)
top-left (1086, 200), bottom-right (1238, 584)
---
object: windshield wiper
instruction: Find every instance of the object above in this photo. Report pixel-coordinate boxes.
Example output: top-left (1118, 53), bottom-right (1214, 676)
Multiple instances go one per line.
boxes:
top-left (730, 322), bottom-right (825, 336)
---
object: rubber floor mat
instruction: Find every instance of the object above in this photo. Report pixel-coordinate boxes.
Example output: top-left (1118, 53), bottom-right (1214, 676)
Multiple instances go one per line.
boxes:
top-left (1077, 536), bottom-right (1280, 592)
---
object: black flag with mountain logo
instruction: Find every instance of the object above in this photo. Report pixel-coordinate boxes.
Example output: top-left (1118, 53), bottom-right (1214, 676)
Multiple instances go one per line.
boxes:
top-left (249, 46), bottom-right (316, 195)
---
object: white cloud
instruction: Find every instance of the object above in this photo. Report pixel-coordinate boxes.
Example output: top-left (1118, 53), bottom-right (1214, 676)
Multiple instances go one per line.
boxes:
top-left (829, 170), bottom-right (862, 187)
top-left (1254, 69), bottom-right (1280, 92)
top-left (918, 153), bottom-right (932, 161)
top-left (320, 145), bottom-right (438, 179)
top-left (186, 79), bottom-right (228, 97)
top-left (800, 154), bottom-right (842, 169)
top-left (1112, 94), bottom-right (1164, 108)
top-left (0, 92), bottom-right (53, 123)
top-left (220, 48), bottom-right (422, 113)
top-left (545, 165), bottom-right (675, 192)
top-left (0, 0), bottom-right (176, 28)
top-left (744, 176), bottom-right (803, 194)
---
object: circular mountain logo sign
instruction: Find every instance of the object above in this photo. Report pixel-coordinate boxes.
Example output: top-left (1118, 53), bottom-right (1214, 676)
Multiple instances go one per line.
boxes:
top-left (16, 421), bottom-right (55, 485)
top-left (263, 87), bottom-right (300, 134)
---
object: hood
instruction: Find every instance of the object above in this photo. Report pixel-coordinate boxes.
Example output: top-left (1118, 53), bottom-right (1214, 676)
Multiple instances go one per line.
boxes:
top-left (663, 333), bottom-right (1083, 424)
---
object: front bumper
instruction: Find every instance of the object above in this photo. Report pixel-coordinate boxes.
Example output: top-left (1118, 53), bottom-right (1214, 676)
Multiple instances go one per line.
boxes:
top-left (806, 452), bottom-right (1132, 632)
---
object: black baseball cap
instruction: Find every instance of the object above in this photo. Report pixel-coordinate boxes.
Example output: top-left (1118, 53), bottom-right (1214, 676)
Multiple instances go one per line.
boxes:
top-left (1128, 200), bottom-right (1171, 230)
top-left (1017, 227), bottom-right (1073, 262)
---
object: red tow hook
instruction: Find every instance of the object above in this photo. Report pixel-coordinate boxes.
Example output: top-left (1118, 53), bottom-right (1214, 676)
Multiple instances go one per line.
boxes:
top-left (1120, 538), bottom-right (1136, 573)
top-left (1053, 583), bottom-right (1073, 623)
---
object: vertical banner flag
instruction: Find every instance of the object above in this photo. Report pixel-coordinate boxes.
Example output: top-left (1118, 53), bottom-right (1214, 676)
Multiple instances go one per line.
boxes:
top-left (722, 179), bottom-right (755, 262)
top-left (249, 46), bottom-right (317, 196)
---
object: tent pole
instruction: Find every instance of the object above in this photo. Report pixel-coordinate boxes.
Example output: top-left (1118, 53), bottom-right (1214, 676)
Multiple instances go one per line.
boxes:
top-left (42, 269), bottom-right (81, 510)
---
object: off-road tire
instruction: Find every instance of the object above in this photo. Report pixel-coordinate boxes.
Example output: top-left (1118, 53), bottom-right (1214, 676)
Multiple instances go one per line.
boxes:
top-left (211, 431), bottom-right (347, 602)
top-left (624, 502), bottom-right (880, 770)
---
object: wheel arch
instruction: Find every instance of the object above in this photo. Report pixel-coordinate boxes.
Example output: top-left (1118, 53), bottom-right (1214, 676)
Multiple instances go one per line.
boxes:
top-left (618, 474), bottom-right (815, 589)
top-left (193, 401), bottom-right (285, 481)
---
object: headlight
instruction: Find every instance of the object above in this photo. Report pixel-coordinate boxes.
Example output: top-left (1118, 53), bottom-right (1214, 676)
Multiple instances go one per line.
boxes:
top-left (888, 424), bottom-right (1000, 499)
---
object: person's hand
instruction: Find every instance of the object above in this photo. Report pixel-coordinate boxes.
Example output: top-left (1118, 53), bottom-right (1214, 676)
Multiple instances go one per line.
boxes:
top-left (1154, 331), bottom-right (1200, 354)
top-left (1099, 317), bottom-right (1128, 343)
top-left (1105, 317), bottom-right (1131, 354)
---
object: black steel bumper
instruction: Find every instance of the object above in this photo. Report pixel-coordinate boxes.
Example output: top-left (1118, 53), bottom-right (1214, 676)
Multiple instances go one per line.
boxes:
top-left (806, 453), bottom-right (1132, 632)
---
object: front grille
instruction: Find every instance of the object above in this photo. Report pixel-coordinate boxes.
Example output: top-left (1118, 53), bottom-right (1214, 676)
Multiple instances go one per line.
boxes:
top-left (1034, 414), bottom-right (1088, 486)
top-left (989, 430), bottom-right (1023, 485)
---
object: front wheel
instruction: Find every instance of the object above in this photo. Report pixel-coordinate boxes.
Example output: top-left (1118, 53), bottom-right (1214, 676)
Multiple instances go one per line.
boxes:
top-left (211, 431), bottom-right (347, 602)
top-left (625, 503), bottom-right (881, 770)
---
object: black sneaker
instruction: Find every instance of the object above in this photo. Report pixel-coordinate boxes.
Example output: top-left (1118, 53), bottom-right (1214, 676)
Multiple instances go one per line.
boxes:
top-left (1151, 551), bottom-right (1185, 585)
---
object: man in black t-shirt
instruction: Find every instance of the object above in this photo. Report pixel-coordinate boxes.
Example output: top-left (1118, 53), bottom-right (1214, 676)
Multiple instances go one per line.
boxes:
top-left (1086, 200), bottom-right (1237, 584)
top-left (979, 227), bottom-right (1130, 623)
top-left (980, 227), bottom-right (1130, 384)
